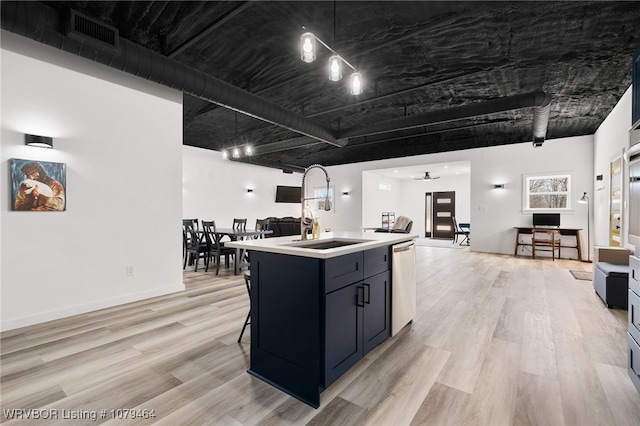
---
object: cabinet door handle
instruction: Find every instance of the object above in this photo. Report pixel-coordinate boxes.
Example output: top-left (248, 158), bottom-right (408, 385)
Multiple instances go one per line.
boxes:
top-left (357, 286), bottom-right (365, 307)
top-left (364, 283), bottom-right (371, 304)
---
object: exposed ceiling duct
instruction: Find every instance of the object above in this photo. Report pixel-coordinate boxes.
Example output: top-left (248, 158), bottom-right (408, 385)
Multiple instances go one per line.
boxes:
top-left (0, 1), bottom-right (346, 149)
top-left (337, 92), bottom-right (552, 146)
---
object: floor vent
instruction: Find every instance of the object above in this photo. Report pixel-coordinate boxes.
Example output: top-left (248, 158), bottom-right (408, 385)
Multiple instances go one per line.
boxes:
top-left (67, 10), bottom-right (119, 51)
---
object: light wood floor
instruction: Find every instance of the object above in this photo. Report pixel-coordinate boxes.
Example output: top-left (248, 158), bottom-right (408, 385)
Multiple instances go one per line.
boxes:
top-left (2, 247), bottom-right (639, 425)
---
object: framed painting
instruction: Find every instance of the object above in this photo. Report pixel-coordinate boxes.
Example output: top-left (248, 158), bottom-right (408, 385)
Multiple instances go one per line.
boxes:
top-left (9, 158), bottom-right (66, 211)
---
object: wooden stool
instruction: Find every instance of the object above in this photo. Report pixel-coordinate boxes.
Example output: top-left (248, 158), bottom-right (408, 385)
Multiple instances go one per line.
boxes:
top-left (532, 229), bottom-right (561, 260)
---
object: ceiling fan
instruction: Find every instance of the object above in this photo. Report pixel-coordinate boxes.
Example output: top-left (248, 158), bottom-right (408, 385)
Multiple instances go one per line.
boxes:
top-left (414, 172), bottom-right (440, 180)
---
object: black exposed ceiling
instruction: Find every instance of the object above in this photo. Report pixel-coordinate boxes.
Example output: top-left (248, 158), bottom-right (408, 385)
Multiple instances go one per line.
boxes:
top-left (33, 1), bottom-right (640, 170)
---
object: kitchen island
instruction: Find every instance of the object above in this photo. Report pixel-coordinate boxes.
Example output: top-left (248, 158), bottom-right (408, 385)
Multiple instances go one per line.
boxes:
top-left (226, 231), bottom-right (417, 407)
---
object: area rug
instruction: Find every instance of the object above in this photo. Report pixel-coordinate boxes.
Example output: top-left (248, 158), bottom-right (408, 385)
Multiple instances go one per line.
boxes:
top-left (570, 270), bottom-right (592, 281)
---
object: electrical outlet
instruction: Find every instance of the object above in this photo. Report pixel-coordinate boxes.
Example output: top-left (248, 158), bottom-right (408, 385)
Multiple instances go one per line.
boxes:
top-left (126, 265), bottom-right (135, 276)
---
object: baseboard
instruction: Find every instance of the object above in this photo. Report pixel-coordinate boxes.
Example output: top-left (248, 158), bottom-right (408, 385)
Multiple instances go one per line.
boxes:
top-left (0, 283), bottom-right (185, 332)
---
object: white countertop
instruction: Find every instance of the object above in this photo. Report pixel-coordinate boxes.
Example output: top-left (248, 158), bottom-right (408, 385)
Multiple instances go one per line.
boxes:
top-left (226, 231), bottom-right (418, 259)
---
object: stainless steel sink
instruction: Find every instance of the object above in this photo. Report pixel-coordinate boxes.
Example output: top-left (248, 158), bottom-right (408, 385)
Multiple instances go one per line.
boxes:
top-left (283, 239), bottom-right (371, 250)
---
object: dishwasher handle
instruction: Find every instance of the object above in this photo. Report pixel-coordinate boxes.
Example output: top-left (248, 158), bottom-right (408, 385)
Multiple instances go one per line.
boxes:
top-left (393, 240), bottom-right (416, 253)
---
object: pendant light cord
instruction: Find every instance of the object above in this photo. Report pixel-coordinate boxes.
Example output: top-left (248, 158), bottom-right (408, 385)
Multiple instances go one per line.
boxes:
top-left (333, 0), bottom-right (336, 47)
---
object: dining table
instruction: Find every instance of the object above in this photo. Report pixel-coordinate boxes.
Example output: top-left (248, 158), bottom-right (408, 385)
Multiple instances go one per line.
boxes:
top-left (215, 228), bottom-right (273, 274)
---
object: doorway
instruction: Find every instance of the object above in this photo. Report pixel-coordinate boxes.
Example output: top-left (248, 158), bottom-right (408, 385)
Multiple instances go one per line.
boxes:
top-left (428, 191), bottom-right (455, 239)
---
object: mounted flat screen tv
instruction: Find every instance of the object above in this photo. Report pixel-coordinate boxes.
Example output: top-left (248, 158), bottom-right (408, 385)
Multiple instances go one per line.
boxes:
top-left (275, 185), bottom-right (301, 203)
top-left (532, 213), bottom-right (561, 227)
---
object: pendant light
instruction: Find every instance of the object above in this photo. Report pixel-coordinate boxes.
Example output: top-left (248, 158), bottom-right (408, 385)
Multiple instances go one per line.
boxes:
top-left (350, 72), bottom-right (362, 95)
top-left (299, 3), bottom-right (363, 94)
top-left (328, 55), bottom-right (342, 81)
top-left (328, 3), bottom-right (342, 82)
top-left (300, 32), bottom-right (316, 63)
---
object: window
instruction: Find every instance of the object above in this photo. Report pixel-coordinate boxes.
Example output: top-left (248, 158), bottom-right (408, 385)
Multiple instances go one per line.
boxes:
top-left (523, 172), bottom-right (573, 211)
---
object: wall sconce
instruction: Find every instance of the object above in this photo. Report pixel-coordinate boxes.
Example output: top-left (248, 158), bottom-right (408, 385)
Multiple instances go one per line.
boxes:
top-left (247, 188), bottom-right (254, 193)
top-left (342, 191), bottom-right (349, 196)
top-left (25, 134), bottom-right (53, 149)
top-left (494, 184), bottom-right (505, 189)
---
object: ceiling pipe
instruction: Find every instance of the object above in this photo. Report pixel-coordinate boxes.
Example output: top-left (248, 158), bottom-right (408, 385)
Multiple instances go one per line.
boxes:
top-left (228, 156), bottom-right (306, 173)
top-left (0, 1), bottom-right (345, 148)
top-left (251, 136), bottom-right (322, 155)
top-left (337, 92), bottom-right (552, 146)
top-left (166, 1), bottom-right (256, 58)
top-left (254, 93), bottom-right (551, 156)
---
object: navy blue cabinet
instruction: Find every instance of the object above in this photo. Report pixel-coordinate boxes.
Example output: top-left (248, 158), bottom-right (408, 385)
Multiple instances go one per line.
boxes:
top-left (248, 252), bottom-right (322, 407)
top-left (324, 282), bottom-right (363, 386)
top-left (248, 246), bottom-right (391, 408)
top-left (324, 246), bottom-right (390, 388)
top-left (363, 270), bottom-right (391, 353)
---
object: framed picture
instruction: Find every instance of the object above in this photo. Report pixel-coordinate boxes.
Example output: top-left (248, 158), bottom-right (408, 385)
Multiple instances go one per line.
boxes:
top-left (9, 158), bottom-right (66, 211)
top-left (314, 186), bottom-right (334, 212)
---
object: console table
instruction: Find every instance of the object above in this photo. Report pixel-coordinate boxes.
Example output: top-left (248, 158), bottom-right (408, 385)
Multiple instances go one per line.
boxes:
top-left (513, 227), bottom-right (583, 261)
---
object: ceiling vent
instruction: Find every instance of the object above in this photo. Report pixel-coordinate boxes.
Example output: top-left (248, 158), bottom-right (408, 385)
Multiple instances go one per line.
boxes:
top-left (66, 10), bottom-right (119, 52)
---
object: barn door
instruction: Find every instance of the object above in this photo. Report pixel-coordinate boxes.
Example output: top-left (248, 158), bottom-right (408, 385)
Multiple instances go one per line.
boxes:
top-left (432, 191), bottom-right (455, 239)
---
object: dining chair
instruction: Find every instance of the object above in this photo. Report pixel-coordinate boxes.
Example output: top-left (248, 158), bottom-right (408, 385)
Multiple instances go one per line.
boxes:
top-left (452, 217), bottom-right (470, 246)
top-left (229, 218), bottom-right (248, 242)
top-left (183, 220), bottom-right (208, 272)
top-left (254, 218), bottom-right (271, 238)
top-left (233, 218), bottom-right (247, 231)
top-left (202, 220), bottom-right (235, 274)
top-left (182, 219), bottom-right (199, 265)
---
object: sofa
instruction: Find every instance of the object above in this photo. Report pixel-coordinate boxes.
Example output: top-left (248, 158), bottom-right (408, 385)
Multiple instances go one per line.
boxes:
top-left (593, 246), bottom-right (631, 309)
top-left (262, 217), bottom-right (301, 237)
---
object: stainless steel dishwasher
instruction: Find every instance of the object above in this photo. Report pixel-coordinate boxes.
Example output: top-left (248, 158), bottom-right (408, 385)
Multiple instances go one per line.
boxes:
top-left (391, 240), bottom-right (416, 336)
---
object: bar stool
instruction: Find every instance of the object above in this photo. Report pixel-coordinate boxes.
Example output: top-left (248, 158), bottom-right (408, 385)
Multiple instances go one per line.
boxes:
top-left (238, 270), bottom-right (251, 342)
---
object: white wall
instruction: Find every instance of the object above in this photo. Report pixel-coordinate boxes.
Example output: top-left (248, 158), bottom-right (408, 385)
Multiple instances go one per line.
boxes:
top-left (1, 33), bottom-right (184, 330)
top-left (361, 170), bottom-right (471, 237)
top-left (184, 135), bottom-right (593, 257)
top-left (470, 137), bottom-right (593, 257)
top-left (332, 136), bottom-right (591, 256)
top-left (593, 86), bottom-right (634, 251)
top-left (182, 145), bottom-right (302, 226)
top-left (361, 171), bottom-right (403, 228)
top-left (378, 171), bottom-right (472, 237)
